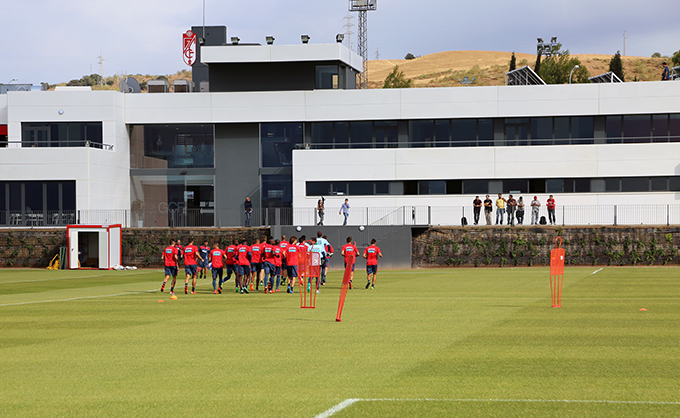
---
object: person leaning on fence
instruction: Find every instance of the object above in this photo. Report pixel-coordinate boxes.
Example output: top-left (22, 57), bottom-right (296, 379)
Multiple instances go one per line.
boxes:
top-left (547, 195), bottom-right (556, 225)
top-left (244, 197), bottom-right (253, 227)
top-left (516, 196), bottom-right (525, 225)
top-left (506, 194), bottom-right (516, 226)
top-left (339, 198), bottom-right (350, 226)
top-left (317, 198), bottom-right (325, 226)
top-left (483, 194), bottom-right (493, 225)
top-left (531, 196), bottom-right (541, 225)
top-left (495, 193), bottom-right (506, 225)
top-left (472, 196), bottom-right (482, 225)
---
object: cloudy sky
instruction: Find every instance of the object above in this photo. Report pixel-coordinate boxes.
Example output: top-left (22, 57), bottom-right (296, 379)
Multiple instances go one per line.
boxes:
top-left (2, 0), bottom-right (678, 85)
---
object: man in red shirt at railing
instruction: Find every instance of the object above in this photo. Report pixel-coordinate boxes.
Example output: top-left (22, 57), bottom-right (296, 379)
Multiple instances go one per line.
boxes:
top-left (183, 238), bottom-right (204, 295)
top-left (547, 195), bottom-right (557, 225)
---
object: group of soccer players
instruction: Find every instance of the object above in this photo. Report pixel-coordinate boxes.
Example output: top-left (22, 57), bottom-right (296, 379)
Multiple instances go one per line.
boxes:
top-left (160, 231), bottom-right (383, 295)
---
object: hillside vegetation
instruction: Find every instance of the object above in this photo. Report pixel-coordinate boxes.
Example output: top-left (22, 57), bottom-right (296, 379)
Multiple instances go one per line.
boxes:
top-left (55, 51), bottom-right (667, 91)
top-left (366, 51), bottom-right (668, 88)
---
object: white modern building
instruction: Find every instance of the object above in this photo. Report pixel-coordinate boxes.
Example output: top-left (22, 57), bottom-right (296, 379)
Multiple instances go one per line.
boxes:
top-left (1, 35), bottom-right (679, 228)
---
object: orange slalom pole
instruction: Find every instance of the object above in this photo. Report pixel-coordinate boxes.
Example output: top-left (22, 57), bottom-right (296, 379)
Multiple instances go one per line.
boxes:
top-left (335, 259), bottom-right (354, 322)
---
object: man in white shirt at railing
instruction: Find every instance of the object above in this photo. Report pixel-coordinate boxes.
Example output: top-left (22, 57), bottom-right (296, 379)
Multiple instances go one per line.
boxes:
top-left (531, 196), bottom-right (541, 225)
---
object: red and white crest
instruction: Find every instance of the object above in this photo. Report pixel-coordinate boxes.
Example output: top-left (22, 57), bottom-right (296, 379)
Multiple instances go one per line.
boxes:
top-left (183, 30), bottom-right (197, 66)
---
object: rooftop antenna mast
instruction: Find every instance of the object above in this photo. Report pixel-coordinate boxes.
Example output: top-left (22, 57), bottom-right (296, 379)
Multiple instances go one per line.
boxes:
top-left (349, 0), bottom-right (377, 89)
top-left (96, 50), bottom-right (105, 84)
top-left (343, 13), bottom-right (355, 52)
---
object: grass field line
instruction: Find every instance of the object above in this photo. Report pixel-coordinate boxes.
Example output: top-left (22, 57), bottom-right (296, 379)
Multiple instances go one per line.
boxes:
top-left (0, 281), bottom-right (215, 307)
top-left (0, 289), bottom-right (159, 307)
top-left (0, 272), bottom-right (148, 284)
top-left (315, 397), bottom-right (680, 416)
top-left (591, 268), bottom-right (604, 275)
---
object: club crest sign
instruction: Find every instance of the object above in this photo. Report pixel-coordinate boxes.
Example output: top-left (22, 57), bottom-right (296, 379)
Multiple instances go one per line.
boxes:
top-left (183, 30), bottom-right (197, 66)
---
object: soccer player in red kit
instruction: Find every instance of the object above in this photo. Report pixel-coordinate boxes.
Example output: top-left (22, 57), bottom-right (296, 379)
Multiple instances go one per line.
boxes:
top-left (160, 239), bottom-right (178, 293)
top-left (250, 237), bottom-right (263, 291)
top-left (362, 238), bottom-right (383, 290)
top-left (284, 236), bottom-right (299, 294)
top-left (273, 240), bottom-right (283, 292)
top-left (210, 243), bottom-right (225, 294)
top-left (341, 236), bottom-right (358, 289)
top-left (183, 238), bottom-right (204, 294)
top-left (236, 239), bottom-right (251, 294)
top-left (225, 239), bottom-right (238, 292)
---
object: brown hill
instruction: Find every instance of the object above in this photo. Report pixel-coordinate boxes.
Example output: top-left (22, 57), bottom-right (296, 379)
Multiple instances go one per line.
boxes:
top-left (366, 51), bottom-right (666, 88)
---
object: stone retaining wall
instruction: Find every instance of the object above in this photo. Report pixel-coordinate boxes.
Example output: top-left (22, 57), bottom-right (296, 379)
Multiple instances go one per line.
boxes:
top-left (412, 226), bottom-right (680, 268)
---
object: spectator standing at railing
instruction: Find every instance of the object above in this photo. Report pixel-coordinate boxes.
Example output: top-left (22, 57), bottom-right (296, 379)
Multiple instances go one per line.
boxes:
top-left (506, 194), bottom-right (517, 226)
top-left (516, 196), bottom-right (525, 225)
top-left (547, 195), bottom-right (556, 225)
top-left (317, 198), bottom-right (325, 226)
top-left (495, 193), bottom-right (506, 225)
top-left (244, 197), bottom-right (253, 227)
top-left (472, 196), bottom-right (482, 225)
top-left (531, 196), bottom-right (541, 225)
top-left (340, 198), bottom-right (350, 226)
top-left (483, 195), bottom-right (493, 225)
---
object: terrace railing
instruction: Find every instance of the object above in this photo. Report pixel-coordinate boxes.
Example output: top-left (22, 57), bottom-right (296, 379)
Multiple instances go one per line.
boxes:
top-left (2, 204), bottom-right (679, 228)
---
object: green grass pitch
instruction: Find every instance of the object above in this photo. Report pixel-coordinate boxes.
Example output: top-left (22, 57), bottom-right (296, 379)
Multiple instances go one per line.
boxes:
top-left (1, 266), bottom-right (679, 417)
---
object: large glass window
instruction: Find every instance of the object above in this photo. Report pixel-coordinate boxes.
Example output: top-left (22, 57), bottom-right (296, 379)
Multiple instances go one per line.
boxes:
top-left (335, 122), bottom-right (349, 149)
top-left (418, 180), bottom-right (445, 194)
top-left (530, 118), bottom-right (552, 145)
top-left (451, 119), bottom-right (476, 147)
top-left (435, 120), bottom-right (450, 147)
top-left (478, 119), bottom-right (494, 147)
top-left (0, 181), bottom-right (76, 226)
top-left (130, 124), bottom-right (214, 169)
top-left (409, 120), bottom-right (434, 148)
top-left (571, 117), bottom-right (594, 144)
top-left (621, 177), bottom-right (649, 192)
top-left (262, 174), bottom-right (292, 207)
top-left (315, 65), bottom-right (340, 89)
top-left (504, 179), bottom-right (528, 193)
top-left (669, 115), bottom-right (680, 142)
top-left (554, 117), bottom-right (570, 145)
top-left (652, 115), bottom-right (668, 142)
top-left (374, 121), bottom-right (398, 148)
top-left (261, 123), bottom-right (303, 167)
top-left (22, 122), bottom-right (103, 147)
top-left (623, 115), bottom-right (650, 143)
top-left (350, 122), bottom-right (372, 148)
top-left (311, 122), bottom-right (333, 147)
top-left (606, 116), bottom-right (622, 143)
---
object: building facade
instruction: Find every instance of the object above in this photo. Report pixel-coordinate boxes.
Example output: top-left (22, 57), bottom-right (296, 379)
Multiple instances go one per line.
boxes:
top-left (1, 41), bottom-right (679, 228)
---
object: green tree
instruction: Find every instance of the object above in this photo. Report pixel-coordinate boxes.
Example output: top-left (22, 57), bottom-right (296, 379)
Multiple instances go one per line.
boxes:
top-left (383, 65), bottom-right (413, 88)
top-left (651, 52), bottom-right (661, 58)
top-left (672, 50), bottom-right (680, 67)
top-left (404, 53), bottom-right (416, 60)
top-left (534, 53), bottom-right (541, 75)
top-left (538, 45), bottom-right (590, 84)
top-left (609, 50), bottom-right (625, 81)
top-left (509, 52), bottom-right (516, 71)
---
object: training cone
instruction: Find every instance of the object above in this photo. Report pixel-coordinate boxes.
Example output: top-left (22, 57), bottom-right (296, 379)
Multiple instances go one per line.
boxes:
top-left (639, 308), bottom-right (647, 311)
top-left (170, 295), bottom-right (178, 300)
top-left (157, 300), bottom-right (164, 303)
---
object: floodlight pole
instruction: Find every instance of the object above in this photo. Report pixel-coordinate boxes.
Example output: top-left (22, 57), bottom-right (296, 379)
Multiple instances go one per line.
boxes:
top-left (350, 1), bottom-right (377, 89)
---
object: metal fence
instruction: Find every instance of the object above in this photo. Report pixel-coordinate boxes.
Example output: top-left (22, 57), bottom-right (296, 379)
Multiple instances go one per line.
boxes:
top-left (2, 204), bottom-right (679, 228)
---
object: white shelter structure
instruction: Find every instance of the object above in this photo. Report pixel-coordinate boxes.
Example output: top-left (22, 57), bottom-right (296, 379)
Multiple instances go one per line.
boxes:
top-left (66, 224), bottom-right (122, 269)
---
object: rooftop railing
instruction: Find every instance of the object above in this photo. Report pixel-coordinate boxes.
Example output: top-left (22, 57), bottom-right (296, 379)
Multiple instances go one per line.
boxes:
top-left (2, 204), bottom-right (679, 228)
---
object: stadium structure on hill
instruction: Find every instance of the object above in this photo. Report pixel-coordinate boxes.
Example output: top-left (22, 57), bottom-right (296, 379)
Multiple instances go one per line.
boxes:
top-left (1, 26), bottom-right (680, 228)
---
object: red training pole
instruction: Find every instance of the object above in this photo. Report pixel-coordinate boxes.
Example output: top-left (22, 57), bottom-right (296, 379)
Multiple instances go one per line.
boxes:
top-left (335, 258), bottom-right (354, 322)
